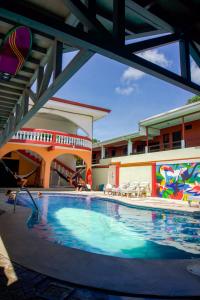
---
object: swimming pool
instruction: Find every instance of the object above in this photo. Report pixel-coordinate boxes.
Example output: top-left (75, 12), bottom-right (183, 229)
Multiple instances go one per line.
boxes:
top-left (17, 193), bottom-right (200, 259)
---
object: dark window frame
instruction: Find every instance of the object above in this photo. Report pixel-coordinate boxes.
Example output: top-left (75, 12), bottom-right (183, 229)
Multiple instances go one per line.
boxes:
top-left (185, 124), bottom-right (192, 130)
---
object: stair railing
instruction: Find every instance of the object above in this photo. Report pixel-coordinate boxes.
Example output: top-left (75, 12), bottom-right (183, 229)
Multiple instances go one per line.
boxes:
top-left (14, 187), bottom-right (39, 214)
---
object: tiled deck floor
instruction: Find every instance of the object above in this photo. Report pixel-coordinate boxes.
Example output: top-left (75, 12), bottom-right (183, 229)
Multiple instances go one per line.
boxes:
top-left (0, 254), bottom-right (144, 300)
top-left (0, 249), bottom-right (198, 300)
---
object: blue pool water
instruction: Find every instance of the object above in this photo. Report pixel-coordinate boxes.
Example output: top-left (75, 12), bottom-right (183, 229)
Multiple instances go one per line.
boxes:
top-left (16, 193), bottom-right (200, 259)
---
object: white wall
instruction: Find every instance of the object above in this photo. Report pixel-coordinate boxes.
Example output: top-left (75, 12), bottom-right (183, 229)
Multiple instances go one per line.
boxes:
top-left (92, 167), bottom-right (109, 190)
top-left (26, 108), bottom-right (93, 138)
top-left (120, 166), bottom-right (152, 187)
top-left (56, 154), bottom-right (76, 171)
top-left (92, 166), bottom-right (152, 190)
top-left (111, 147), bottom-right (200, 164)
top-left (26, 115), bottom-right (77, 134)
top-left (108, 165), bottom-right (117, 185)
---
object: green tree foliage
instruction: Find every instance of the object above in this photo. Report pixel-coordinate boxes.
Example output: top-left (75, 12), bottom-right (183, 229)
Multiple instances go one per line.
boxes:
top-left (186, 95), bottom-right (200, 104)
top-left (92, 138), bottom-right (100, 143)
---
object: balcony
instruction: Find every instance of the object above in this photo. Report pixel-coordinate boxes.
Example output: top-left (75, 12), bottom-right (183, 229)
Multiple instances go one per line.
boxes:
top-left (147, 139), bottom-right (200, 152)
top-left (92, 138), bottom-right (200, 164)
top-left (148, 140), bottom-right (182, 153)
top-left (10, 128), bottom-right (92, 150)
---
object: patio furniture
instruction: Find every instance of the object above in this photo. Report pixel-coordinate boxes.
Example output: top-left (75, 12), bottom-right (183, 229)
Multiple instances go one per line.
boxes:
top-left (138, 182), bottom-right (150, 197)
top-left (120, 182), bottom-right (139, 197)
top-left (112, 183), bottom-right (129, 196)
top-left (103, 183), bottom-right (114, 195)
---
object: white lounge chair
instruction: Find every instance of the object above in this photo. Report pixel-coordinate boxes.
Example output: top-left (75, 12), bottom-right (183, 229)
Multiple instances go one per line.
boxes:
top-left (103, 183), bottom-right (114, 195)
top-left (120, 182), bottom-right (139, 197)
top-left (112, 183), bottom-right (129, 196)
top-left (138, 182), bottom-right (150, 197)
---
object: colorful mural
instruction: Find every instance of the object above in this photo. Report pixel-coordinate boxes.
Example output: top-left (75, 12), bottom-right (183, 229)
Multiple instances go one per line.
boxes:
top-left (156, 162), bottom-right (200, 199)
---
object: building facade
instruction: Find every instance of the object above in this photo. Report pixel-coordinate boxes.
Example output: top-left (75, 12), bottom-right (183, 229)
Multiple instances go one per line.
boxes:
top-left (92, 102), bottom-right (200, 200)
top-left (0, 97), bottom-right (110, 188)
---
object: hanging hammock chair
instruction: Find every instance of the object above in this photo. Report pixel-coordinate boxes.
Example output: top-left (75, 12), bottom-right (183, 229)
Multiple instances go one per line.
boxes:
top-left (0, 159), bottom-right (38, 180)
top-left (53, 168), bottom-right (84, 187)
top-left (53, 168), bottom-right (71, 182)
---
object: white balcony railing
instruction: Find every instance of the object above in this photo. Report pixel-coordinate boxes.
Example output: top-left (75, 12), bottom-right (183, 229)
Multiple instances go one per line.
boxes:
top-left (10, 128), bottom-right (92, 150)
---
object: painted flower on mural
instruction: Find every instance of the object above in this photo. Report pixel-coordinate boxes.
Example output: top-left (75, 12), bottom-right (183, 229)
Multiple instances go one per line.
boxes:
top-left (187, 184), bottom-right (200, 196)
top-left (170, 190), bottom-right (183, 200)
top-left (160, 185), bottom-right (183, 200)
top-left (156, 163), bottom-right (200, 200)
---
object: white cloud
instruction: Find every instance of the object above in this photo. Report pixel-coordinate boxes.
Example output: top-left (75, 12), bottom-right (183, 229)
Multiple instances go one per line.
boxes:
top-left (121, 49), bottom-right (171, 83)
top-left (122, 68), bottom-right (145, 81)
top-left (115, 85), bottom-right (134, 96)
top-left (115, 49), bottom-right (171, 96)
top-left (191, 61), bottom-right (200, 84)
top-left (137, 49), bottom-right (170, 67)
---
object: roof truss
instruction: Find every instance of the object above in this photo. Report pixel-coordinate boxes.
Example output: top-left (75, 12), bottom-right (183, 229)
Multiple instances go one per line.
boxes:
top-left (0, 0), bottom-right (199, 146)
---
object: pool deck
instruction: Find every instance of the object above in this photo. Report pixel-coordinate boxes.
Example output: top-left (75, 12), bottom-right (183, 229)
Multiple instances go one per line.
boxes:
top-left (0, 192), bottom-right (200, 297)
top-left (76, 191), bottom-right (200, 215)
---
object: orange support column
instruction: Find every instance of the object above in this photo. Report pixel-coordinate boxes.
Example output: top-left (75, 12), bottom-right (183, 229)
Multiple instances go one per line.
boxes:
top-left (151, 162), bottom-right (157, 197)
top-left (39, 160), bottom-right (45, 187)
top-left (43, 160), bottom-right (51, 188)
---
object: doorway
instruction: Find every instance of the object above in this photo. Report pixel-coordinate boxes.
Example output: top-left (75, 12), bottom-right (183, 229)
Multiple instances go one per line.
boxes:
top-left (172, 131), bottom-right (181, 148)
top-left (0, 159), bottom-right (19, 187)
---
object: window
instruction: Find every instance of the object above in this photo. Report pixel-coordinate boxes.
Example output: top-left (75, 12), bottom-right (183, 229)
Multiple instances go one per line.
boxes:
top-left (185, 124), bottom-right (192, 130)
top-left (149, 141), bottom-right (160, 152)
top-left (172, 131), bottom-right (181, 141)
top-left (172, 131), bottom-right (181, 148)
top-left (136, 144), bottom-right (145, 153)
top-left (163, 133), bottom-right (169, 143)
top-left (105, 148), bottom-right (109, 158)
top-left (111, 149), bottom-right (116, 157)
top-left (92, 153), bottom-right (98, 164)
top-left (123, 146), bottom-right (127, 155)
top-left (163, 133), bottom-right (170, 149)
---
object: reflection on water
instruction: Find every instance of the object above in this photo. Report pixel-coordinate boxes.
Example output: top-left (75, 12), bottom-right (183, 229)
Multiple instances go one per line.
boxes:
top-left (22, 194), bottom-right (200, 258)
top-left (55, 207), bottom-right (146, 254)
top-left (150, 211), bottom-right (200, 253)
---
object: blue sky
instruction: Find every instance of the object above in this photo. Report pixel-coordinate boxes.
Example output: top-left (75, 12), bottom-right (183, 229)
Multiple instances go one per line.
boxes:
top-left (55, 43), bottom-right (199, 141)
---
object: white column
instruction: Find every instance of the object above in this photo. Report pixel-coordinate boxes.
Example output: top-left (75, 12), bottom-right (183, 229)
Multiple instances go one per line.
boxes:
top-left (127, 139), bottom-right (132, 155)
top-left (181, 139), bottom-right (185, 148)
top-left (145, 145), bottom-right (148, 153)
top-left (101, 146), bottom-right (105, 159)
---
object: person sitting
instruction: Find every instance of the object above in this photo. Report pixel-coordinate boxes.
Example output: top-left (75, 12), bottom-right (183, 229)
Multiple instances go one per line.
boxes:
top-left (5, 190), bottom-right (16, 203)
top-left (85, 184), bottom-right (91, 191)
top-left (67, 175), bottom-right (73, 186)
top-left (37, 191), bottom-right (43, 198)
top-left (76, 177), bottom-right (86, 192)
